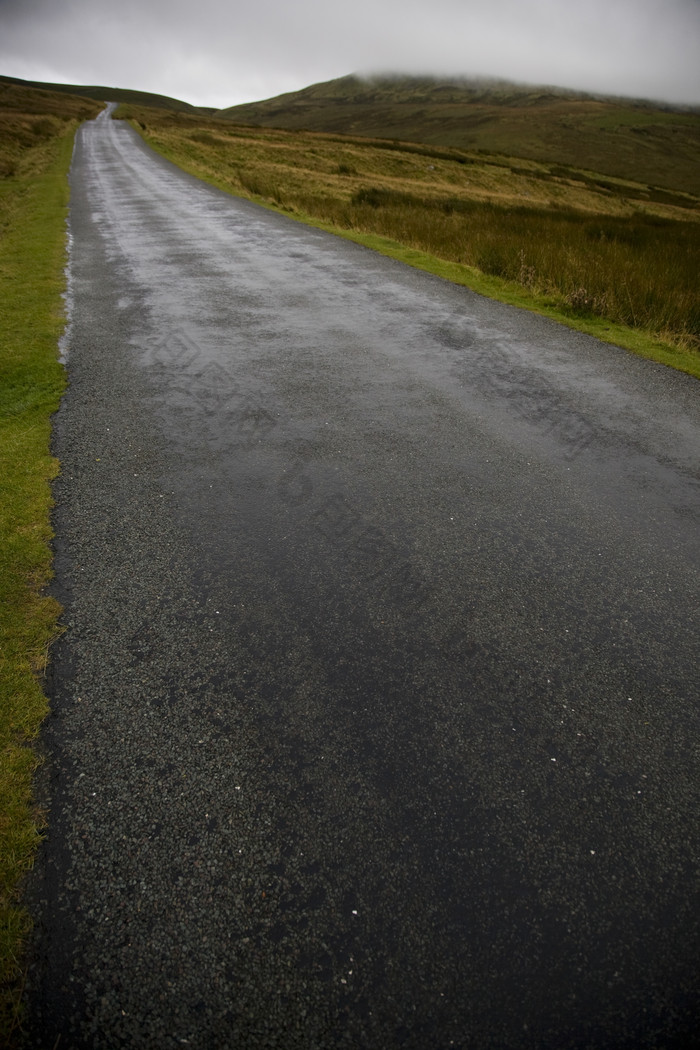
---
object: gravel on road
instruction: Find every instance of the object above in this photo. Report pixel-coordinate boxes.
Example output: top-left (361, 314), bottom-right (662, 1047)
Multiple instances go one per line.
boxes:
top-left (25, 105), bottom-right (700, 1049)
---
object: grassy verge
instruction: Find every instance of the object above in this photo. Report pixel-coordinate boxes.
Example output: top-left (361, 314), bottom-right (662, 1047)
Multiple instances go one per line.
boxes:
top-left (0, 95), bottom-right (96, 1039)
top-left (117, 107), bottom-right (700, 379)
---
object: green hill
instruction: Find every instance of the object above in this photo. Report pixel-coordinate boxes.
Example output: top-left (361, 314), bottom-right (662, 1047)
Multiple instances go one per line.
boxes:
top-left (217, 74), bottom-right (700, 195)
top-left (0, 74), bottom-right (206, 114)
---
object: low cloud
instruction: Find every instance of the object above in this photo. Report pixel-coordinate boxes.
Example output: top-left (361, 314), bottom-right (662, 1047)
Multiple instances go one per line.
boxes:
top-left (1, 0), bottom-right (698, 107)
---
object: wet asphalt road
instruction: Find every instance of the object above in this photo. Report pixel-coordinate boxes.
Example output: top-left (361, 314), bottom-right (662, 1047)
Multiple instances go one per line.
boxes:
top-left (26, 106), bottom-right (700, 1048)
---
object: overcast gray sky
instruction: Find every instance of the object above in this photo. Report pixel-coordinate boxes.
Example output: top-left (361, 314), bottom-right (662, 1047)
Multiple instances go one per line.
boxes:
top-left (1, 0), bottom-right (698, 108)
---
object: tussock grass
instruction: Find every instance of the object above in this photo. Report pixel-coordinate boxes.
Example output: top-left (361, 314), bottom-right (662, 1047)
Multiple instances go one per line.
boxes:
top-left (0, 81), bottom-right (100, 1044)
top-left (342, 196), bottom-right (699, 344)
top-left (119, 106), bottom-right (700, 375)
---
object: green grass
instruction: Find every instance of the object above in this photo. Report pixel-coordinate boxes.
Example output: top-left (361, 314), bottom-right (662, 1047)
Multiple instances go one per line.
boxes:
top-left (117, 105), bottom-right (700, 377)
top-left (0, 81), bottom-right (100, 1044)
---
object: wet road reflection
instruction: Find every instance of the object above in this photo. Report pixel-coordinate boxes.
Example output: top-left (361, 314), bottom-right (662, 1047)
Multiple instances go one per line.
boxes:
top-left (28, 105), bottom-right (700, 1049)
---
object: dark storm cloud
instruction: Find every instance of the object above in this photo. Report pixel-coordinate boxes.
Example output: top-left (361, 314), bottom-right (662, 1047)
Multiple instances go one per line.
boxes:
top-left (1, 0), bottom-right (698, 107)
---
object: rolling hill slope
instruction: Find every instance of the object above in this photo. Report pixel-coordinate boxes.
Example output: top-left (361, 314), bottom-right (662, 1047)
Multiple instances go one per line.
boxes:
top-left (217, 74), bottom-right (700, 195)
top-left (0, 74), bottom-right (208, 113)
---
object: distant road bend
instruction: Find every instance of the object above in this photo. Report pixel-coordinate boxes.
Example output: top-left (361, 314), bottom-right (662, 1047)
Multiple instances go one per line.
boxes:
top-left (27, 103), bottom-right (700, 1048)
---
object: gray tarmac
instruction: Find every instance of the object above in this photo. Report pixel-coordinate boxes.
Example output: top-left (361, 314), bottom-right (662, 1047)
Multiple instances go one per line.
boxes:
top-left (25, 105), bottom-right (700, 1048)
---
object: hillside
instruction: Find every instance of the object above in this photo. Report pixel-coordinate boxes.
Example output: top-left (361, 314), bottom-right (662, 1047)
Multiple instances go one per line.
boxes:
top-left (0, 74), bottom-right (207, 114)
top-left (0, 79), bottom-right (102, 177)
top-left (5, 71), bottom-right (697, 193)
top-left (217, 74), bottom-right (700, 195)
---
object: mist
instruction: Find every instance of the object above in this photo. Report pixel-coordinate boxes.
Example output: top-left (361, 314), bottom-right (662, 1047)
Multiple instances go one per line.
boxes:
top-left (1, 0), bottom-right (698, 108)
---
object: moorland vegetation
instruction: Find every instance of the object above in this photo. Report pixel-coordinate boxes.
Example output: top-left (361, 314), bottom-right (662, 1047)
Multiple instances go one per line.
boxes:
top-left (219, 74), bottom-right (700, 196)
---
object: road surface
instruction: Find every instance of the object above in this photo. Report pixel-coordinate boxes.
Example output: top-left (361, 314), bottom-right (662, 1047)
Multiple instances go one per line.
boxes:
top-left (26, 105), bottom-right (700, 1048)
